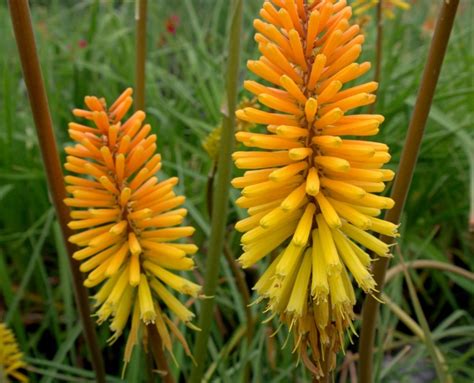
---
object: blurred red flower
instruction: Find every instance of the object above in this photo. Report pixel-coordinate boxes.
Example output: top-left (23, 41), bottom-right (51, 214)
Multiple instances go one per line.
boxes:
top-left (165, 14), bottom-right (180, 35)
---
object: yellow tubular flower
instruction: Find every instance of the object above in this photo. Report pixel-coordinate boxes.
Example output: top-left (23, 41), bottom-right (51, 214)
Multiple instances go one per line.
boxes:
top-left (232, 0), bottom-right (398, 378)
top-left (0, 323), bottom-right (28, 382)
top-left (202, 126), bottom-right (223, 162)
top-left (64, 89), bottom-right (201, 365)
top-left (202, 97), bottom-right (259, 161)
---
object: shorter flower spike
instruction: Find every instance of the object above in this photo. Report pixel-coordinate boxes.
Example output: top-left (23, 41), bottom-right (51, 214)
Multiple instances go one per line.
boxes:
top-left (64, 89), bottom-right (201, 366)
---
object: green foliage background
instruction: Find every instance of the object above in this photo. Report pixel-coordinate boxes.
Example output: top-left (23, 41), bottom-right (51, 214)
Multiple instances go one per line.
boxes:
top-left (0, 0), bottom-right (473, 381)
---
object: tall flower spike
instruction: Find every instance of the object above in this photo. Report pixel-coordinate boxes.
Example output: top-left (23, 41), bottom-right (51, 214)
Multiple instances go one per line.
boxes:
top-left (64, 89), bottom-right (201, 366)
top-left (0, 323), bottom-right (28, 382)
top-left (233, 0), bottom-right (398, 377)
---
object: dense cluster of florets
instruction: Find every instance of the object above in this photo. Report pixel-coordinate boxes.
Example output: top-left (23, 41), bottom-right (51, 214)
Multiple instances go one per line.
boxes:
top-left (232, 0), bottom-right (398, 376)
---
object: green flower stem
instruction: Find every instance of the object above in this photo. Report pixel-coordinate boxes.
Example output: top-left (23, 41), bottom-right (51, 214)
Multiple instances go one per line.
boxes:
top-left (358, 1), bottom-right (460, 382)
top-left (223, 242), bottom-right (254, 382)
top-left (189, 1), bottom-right (243, 382)
top-left (7, 1), bottom-right (105, 382)
top-left (135, 0), bottom-right (148, 111)
top-left (206, 164), bottom-right (254, 381)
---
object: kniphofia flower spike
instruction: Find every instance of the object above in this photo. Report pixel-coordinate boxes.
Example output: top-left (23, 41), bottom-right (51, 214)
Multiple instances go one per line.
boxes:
top-left (0, 323), bottom-right (28, 382)
top-left (64, 89), bottom-right (201, 365)
top-left (233, 0), bottom-right (398, 377)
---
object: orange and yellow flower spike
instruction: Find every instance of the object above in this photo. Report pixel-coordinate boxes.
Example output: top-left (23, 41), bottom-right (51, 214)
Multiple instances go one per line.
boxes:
top-left (64, 89), bottom-right (201, 365)
top-left (233, 0), bottom-right (398, 378)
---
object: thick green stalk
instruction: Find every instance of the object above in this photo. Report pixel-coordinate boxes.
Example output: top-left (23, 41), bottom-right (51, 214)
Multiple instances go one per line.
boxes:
top-left (358, 1), bottom-right (460, 382)
top-left (135, 0), bottom-right (148, 111)
top-left (189, 1), bottom-right (243, 381)
top-left (7, 1), bottom-right (106, 382)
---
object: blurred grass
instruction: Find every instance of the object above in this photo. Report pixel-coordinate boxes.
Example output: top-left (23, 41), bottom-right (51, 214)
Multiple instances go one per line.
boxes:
top-left (0, 0), bottom-right (473, 382)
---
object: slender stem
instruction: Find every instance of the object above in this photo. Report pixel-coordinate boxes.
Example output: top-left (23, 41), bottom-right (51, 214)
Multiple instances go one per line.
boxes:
top-left (223, 243), bottom-right (253, 339)
top-left (382, 294), bottom-right (423, 340)
top-left (369, 0), bottom-right (383, 114)
top-left (322, 351), bottom-right (332, 383)
top-left (147, 324), bottom-right (174, 383)
top-left (314, 347), bottom-right (331, 383)
top-left (223, 242), bottom-right (254, 382)
top-left (382, 291), bottom-right (451, 381)
top-left (135, 0), bottom-right (148, 111)
top-left (189, 1), bottom-right (243, 382)
top-left (396, 252), bottom-right (451, 382)
top-left (7, 2), bottom-right (106, 382)
top-left (146, 352), bottom-right (155, 383)
top-left (385, 259), bottom-right (474, 284)
top-left (206, 164), bottom-right (254, 380)
top-left (358, 1), bottom-right (460, 382)
top-left (314, 372), bottom-right (330, 383)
